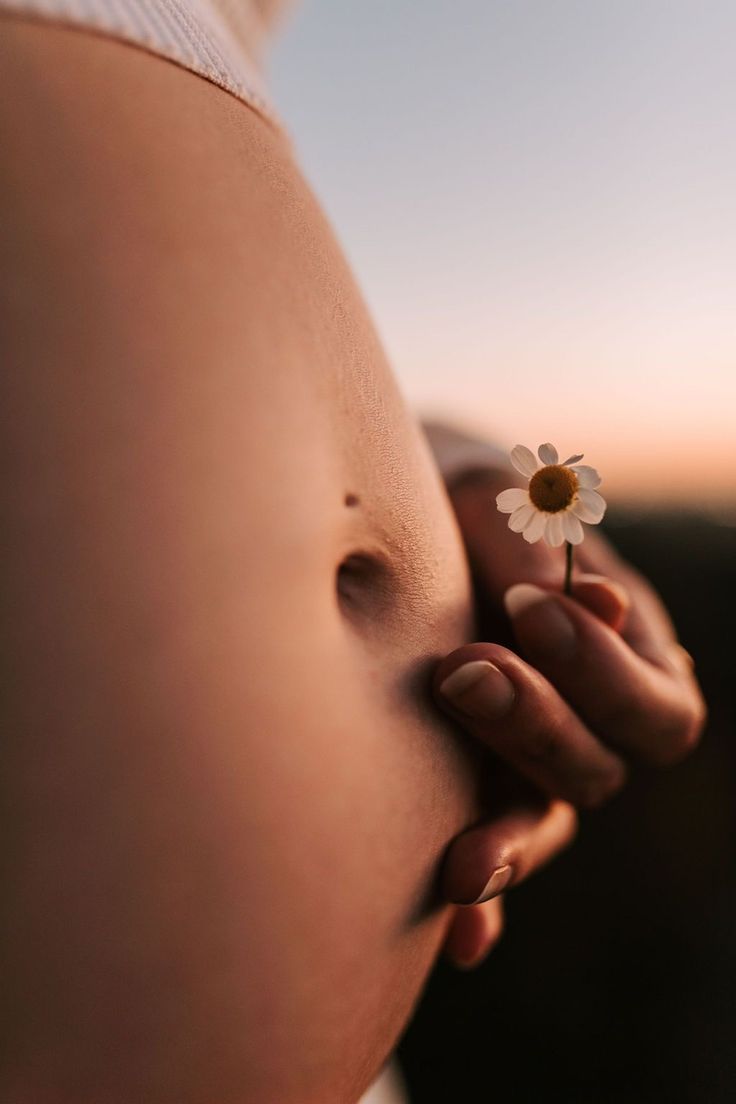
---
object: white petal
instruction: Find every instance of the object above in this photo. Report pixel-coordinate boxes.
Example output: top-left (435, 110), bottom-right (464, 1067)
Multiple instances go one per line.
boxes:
top-left (522, 510), bottom-right (547, 543)
top-left (571, 488), bottom-right (607, 524)
top-left (562, 511), bottom-right (585, 544)
top-left (571, 464), bottom-right (601, 489)
top-left (508, 503), bottom-right (537, 532)
top-left (537, 442), bottom-right (558, 465)
top-left (510, 444), bottom-right (539, 479)
top-left (561, 453), bottom-right (584, 466)
top-left (496, 487), bottom-right (528, 513)
top-left (544, 513), bottom-right (566, 547)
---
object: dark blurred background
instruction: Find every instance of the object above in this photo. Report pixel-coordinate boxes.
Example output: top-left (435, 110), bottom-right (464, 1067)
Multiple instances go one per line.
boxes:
top-left (399, 508), bottom-right (736, 1102)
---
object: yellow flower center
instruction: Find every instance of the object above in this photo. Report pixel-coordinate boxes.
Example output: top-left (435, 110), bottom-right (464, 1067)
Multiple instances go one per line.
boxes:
top-left (528, 464), bottom-right (579, 513)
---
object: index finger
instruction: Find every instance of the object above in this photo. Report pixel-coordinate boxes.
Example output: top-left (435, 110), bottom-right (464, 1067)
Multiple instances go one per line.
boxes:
top-left (574, 528), bottom-right (692, 666)
top-left (504, 583), bottom-right (707, 766)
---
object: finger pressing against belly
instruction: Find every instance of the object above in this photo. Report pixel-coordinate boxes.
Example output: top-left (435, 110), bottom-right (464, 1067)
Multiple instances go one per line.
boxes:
top-left (434, 644), bottom-right (628, 808)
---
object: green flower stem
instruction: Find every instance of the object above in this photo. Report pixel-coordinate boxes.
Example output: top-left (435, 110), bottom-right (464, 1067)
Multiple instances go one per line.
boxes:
top-left (564, 541), bottom-right (573, 595)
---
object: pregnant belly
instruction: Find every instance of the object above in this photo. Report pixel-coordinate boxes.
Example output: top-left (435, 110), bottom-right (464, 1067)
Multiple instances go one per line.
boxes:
top-left (0, 27), bottom-right (481, 1103)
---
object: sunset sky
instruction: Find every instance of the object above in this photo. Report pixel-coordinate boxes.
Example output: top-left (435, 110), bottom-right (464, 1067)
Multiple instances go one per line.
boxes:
top-left (270, 1), bottom-right (735, 511)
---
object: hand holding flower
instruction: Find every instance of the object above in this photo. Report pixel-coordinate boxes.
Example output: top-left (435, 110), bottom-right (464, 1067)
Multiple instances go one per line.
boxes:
top-left (429, 436), bottom-right (707, 968)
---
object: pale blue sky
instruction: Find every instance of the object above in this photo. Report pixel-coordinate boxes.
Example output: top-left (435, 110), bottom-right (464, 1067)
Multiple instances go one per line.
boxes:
top-left (269, 1), bottom-right (736, 505)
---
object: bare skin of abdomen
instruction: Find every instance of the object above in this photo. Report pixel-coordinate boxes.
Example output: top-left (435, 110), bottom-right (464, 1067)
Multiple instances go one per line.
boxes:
top-left (0, 19), bottom-right (482, 1104)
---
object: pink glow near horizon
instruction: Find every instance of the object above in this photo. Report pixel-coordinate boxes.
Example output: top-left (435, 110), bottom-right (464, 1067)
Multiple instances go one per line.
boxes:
top-left (391, 313), bottom-right (735, 506)
top-left (418, 403), bottom-right (736, 510)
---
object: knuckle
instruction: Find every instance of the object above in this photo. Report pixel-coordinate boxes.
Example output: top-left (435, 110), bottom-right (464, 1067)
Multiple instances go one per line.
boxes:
top-left (692, 691), bottom-right (709, 735)
top-left (578, 762), bottom-right (627, 809)
top-left (647, 697), bottom-right (708, 766)
top-left (681, 696), bottom-right (708, 753)
top-left (597, 687), bottom-right (703, 768)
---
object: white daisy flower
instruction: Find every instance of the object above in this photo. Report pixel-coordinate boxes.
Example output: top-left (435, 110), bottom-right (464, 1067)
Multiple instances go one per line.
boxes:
top-left (496, 442), bottom-right (606, 547)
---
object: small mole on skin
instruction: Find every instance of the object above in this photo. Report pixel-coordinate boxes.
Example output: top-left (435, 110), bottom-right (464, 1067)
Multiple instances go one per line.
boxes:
top-left (344, 493), bottom-right (360, 508)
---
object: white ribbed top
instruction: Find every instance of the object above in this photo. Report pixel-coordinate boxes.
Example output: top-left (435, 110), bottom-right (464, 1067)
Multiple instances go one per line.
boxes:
top-left (0, 0), bottom-right (283, 126)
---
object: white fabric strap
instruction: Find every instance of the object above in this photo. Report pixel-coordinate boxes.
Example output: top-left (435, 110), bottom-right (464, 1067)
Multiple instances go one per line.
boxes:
top-left (0, 0), bottom-right (280, 126)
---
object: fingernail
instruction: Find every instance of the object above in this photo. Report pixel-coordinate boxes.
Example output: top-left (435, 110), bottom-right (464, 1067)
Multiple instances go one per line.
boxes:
top-left (472, 863), bottom-right (513, 905)
top-left (503, 583), bottom-right (576, 661)
top-left (439, 660), bottom-right (515, 719)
